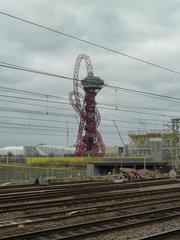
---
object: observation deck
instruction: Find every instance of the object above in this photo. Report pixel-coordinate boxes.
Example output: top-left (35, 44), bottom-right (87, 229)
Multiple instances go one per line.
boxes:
top-left (82, 75), bottom-right (104, 90)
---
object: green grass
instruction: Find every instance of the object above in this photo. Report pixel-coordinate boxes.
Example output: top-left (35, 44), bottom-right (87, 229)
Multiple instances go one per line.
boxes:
top-left (26, 156), bottom-right (102, 165)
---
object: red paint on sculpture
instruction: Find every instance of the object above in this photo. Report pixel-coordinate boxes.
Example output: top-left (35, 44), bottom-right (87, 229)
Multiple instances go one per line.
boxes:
top-left (69, 54), bottom-right (105, 156)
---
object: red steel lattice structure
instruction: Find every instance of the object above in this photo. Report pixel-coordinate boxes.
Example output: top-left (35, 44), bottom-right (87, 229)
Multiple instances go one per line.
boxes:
top-left (69, 54), bottom-right (105, 156)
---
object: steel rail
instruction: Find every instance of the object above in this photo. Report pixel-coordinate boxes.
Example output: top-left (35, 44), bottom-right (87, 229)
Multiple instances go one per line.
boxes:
top-left (1, 205), bottom-right (180, 240)
top-left (1, 185), bottom-right (180, 212)
top-left (0, 179), bottom-right (177, 204)
top-left (0, 179), bottom-right (177, 197)
top-left (0, 178), bottom-right (175, 194)
top-left (0, 179), bottom-right (99, 190)
top-left (0, 180), bottom-right (115, 193)
top-left (1, 191), bottom-right (180, 229)
top-left (137, 228), bottom-right (180, 239)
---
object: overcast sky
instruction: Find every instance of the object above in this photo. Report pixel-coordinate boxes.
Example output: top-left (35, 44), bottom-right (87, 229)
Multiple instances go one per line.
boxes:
top-left (0, 0), bottom-right (180, 147)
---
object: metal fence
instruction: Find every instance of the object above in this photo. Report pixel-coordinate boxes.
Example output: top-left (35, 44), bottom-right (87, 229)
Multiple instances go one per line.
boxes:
top-left (0, 165), bottom-right (86, 184)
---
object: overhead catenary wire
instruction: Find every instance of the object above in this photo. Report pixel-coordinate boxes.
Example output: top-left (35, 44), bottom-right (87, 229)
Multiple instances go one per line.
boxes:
top-left (103, 116), bottom-right (165, 123)
top-left (0, 12), bottom-right (179, 121)
top-left (0, 90), bottom-right (179, 115)
top-left (0, 104), bottom-right (166, 124)
top-left (0, 117), bottom-right (161, 131)
top-left (0, 114), bottom-right (77, 125)
top-left (0, 83), bottom-right (174, 127)
top-left (1, 60), bottom-right (180, 105)
top-left (0, 11), bottom-right (180, 76)
top-left (0, 86), bottom-right (175, 123)
top-left (0, 106), bottom-right (172, 133)
top-left (0, 122), bottom-right (136, 134)
top-left (99, 100), bottom-right (180, 112)
top-left (0, 129), bottom-right (128, 139)
top-left (0, 92), bottom-right (69, 105)
top-left (0, 120), bottom-right (76, 131)
top-left (0, 77), bottom-right (66, 100)
top-left (0, 95), bottom-right (168, 129)
top-left (99, 106), bottom-right (178, 118)
top-left (0, 130), bottom-right (73, 137)
top-left (0, 12), bottom-right (177, 144)
top-left (0, 94), bottom-right (171, 124)
top-left (0, 78), bottom-right (177, 118)
top-left (0, 22), bottom-right (177, 132)
top-left (0, 61), bottom-right (74, 82)
top-left (0, 113), bottom-right (165, 130)
top-left (0, 98), bottom-right (71, 112)
top-left (106, 84), bottom-right (180, 103)
top-left (0, 104), bottom-right (176, 119)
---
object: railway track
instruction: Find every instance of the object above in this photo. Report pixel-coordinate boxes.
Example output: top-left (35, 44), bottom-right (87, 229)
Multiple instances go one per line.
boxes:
top-left (1, 191), bottom-right (180, 229)
top-left (1, 205), bottom-right (180, 240)
top-left (1, 183), bottom-right (180, 213)
top-left (0, 183), bottom-right (180, 213)
top-left (137, 228), bottom-right (180, 239)
top-left (0, 179), bottom-right (101, 190)
top-left (0, 179), bottom-right (179, 239)
top-left (0, 180), bottom-right (112, 194)
top-left (0, 178), bottom-right (176, 195)
top-left (0, 179), bottom-right (178, 204)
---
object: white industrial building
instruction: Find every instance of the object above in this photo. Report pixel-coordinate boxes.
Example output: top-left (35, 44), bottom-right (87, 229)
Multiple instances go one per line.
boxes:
top-left (0, 145), bottom-right (75, 157)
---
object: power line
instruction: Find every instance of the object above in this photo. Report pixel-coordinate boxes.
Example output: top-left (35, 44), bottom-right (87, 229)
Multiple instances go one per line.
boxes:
top-left (1, 60), bottom-right (180, 105)
top-left (0, 86), bottom-right (175, 120)
top-left (0, 129), bottom-right (72, 137)
top-left (0, 87), bottom-right (177, 118)
top-left (0, 115), bottom-right (77, 125)
top-left (0, 61), bottom-right (74, 81)
top-left (0, 98), bottom-right (71, 112)
top-left (99, 106), bottom-right (177, 118)
top-left (100, 100), bottom-right (180, 113)
top-left (0, 95), bottom-right (170, 124)
top-left (0, 118), bottom-right (165, 131)
top-left (0, 106), bottom-right (74, 117)
top-left (106, 84), bottom-right (180, 103)
top-left (0, 58), bottom-right (180, 109)
top-left (0, 122), bottom-right (137, 135)
top-left (2, 105), bottom-right (176, 124)
top-left (0, 78), bottom-right (66, 100)
top-left (0, 114), bottom-right (164, 130)
top-left (0, 92), bottom-right (69, 105)
top-left (0, 129), bottom-right (128, 138)
top-left (0, 12), bottom-right (180, 112)
top-left (0, 111), bottom-right (163, 129)
top-left (0, 120), bottom-right (75, 131)
top-left (0, 81), bottom-right (177, 118)
top-left (0, 11), bottom-right (180, 76)
top-left (0, 87), bottom-right (174, 125)
top-left (0, 105), bottom-right (170, 119)
top-left (103, 116), bottom-right (164, 124)
top-left (0, 125), bottom-right (71, 133)
top-left (0, 92), bottom-right (177, 115)
top-left (0, 64), bottom-right (177, 122)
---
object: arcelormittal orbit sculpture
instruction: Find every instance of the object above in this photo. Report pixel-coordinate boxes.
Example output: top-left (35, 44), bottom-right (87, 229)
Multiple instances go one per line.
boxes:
top-left (69, 54), bottom-right (105, 157)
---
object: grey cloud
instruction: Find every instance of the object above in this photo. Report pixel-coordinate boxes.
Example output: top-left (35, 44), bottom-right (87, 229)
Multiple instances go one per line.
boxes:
top-left (0, 0), bottom-right (179, 146)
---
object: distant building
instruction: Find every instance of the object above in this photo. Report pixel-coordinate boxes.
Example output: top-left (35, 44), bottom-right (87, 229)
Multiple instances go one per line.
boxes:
top-left (0, 146), bottom-right (24, 156)
top-left (128, 129), bottom-right (174, 162)
top-left (0, 145), bottom-right (75, 157)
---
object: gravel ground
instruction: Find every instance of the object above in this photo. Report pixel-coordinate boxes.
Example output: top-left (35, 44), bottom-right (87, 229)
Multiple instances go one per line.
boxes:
top-left (164, 236), bottom-right (180, 240)
top-left (85, 217), bottom-right (180, 240)
top-left (0, 200), bottom-right (180, 237)
top-left (1, 182), bottom-right (180, 238)
top-left (1, 191), bottom-right (179, 219)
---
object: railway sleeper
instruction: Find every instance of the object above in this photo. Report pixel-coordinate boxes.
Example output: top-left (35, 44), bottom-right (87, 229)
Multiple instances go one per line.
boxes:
top-left (1, 205), bottom-right (180, 239)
